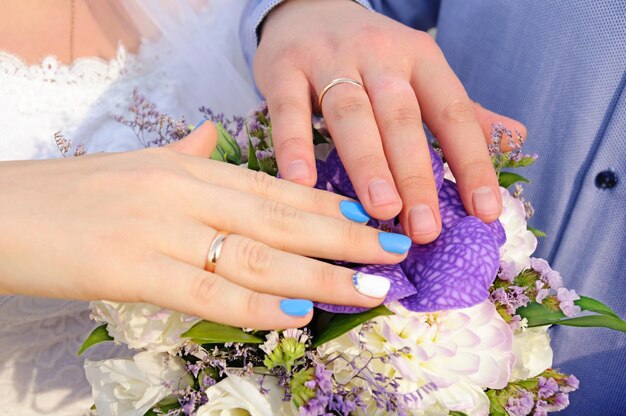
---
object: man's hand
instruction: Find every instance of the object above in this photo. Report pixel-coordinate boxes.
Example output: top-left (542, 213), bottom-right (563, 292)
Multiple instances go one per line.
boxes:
top-left (254, 0), bottom-right (526, 243)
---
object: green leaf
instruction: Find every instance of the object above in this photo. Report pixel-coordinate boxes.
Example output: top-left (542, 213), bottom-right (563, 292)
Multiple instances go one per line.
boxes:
top-left (181, 320), bottom-right (263, 344)
top-left (247, 137), bottom-right (260, 171)
top-left (210, 145), bottom-right (226, 161)
top-left (449, 412), bottom-right (469, 416)
top-left (486, 390), bottom-right (508, 416)
top-left (517, 301), bottom-right (566, 325)
top-left (312, 305), bottom-right (394, 348)
top-left (576, 296), bottom-right (621, 318)
top-left (550, 315), bottom-right (626, 333)
top-left (518, 301), bottom-right (626, 332)
top-left (527, 225), bottom-right (547, 238)
top-left (144, 396), bottom-right (181, 416)
top-left (215, 123), bottom-right (241, 164)
top-left (498, 171), bottom-right (529, 188)
top-left (77, 324), bottom-right (113, 356)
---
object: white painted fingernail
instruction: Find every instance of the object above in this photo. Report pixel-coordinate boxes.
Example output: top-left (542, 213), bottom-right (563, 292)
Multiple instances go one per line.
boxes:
top-left (353, 272), bottom-right (391, 298)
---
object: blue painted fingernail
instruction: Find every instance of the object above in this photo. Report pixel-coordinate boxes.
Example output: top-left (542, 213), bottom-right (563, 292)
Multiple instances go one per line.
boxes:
top-left (194, 118), bottom-right (207, 130)
top-left (340, 200), bottom-right (370, 223)
top-left (280, 299), bottom-right (313, 317)
top-left (378, 232), bottom-right (412, 254)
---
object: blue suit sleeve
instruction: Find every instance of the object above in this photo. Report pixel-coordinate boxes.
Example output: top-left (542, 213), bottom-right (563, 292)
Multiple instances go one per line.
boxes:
top-left (239, 0), bottom-right (375, 70)
top-left (367, 0), bottom-right (440, 31)
top-left (239, 0), bottom-right (440, 72)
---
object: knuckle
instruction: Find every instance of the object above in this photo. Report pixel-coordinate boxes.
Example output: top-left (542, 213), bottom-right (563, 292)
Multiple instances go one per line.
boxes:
top-left (262, 199), bottom-right (300, 232)
top-left (326, 95), bottom-right (368, 120)
top-left (275, 136), bottom-right (305, 157)
top-left (354, 153), bottom-right (386, 171)
top-left (248, 170), bottom-right (282, 198)
top-left (314, 263), bottom-right (340, 292)
top-left (413, 31), bottom-right (439, 54)
top-left (243, 291), bottom-right (264, 320)
top-left (441, 100), bottom-right (477, 125)
top-left (369, 77), bottom-right (406, 96)
top-left (341, 221), bottom-right (364, 259)
top-left (457, 159), bottom-right (494, 175)
top-left (385, 106), bottom-right (422, 129)
top-left (190, 273), bottom-right (220, 304)
top-left (270, 94), bottom-right (308, 116)
top-left (397, 173), bottom-right (435, 191)
top-left (240, 239), bottom-right (273, 275)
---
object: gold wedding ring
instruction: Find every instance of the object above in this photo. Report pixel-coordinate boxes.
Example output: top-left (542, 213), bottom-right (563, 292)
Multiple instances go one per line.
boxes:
top-left (318, 77), bottom-right (366, 109)
top-left (205, 231), bottom-right (229, 273)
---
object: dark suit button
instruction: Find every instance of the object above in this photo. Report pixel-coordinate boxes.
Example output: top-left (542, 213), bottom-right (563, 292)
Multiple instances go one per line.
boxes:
top-left (595, 170), bottom-right (618, 189)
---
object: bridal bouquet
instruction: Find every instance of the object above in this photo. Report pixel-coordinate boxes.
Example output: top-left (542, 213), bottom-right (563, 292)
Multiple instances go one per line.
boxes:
top-left (77, 95), bottom-right (626, 416)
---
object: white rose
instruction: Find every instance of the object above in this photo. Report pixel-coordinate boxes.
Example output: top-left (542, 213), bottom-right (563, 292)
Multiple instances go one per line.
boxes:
top-left (498, 187), bottom-right (537, 274)
top-left (84, 351), bottom-right (192, 416)
top-left (90, 301), bottom-right (200, 353)
top-left (198, 375), bottom-right (292, 416)
top-left (509, 326), bottom-right (553, 381)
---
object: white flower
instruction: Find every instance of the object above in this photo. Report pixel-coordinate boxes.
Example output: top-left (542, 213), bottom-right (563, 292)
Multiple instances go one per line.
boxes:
top-left (198, 375), bottom-right (292, 416)
top-left (509, 326), bottom-right (553, 381)
top-left (84, 351), bottom-right (192, 416)
top-left (319, 300), bottom-right (515, 415)
top-left (498, 187), bottom-right (537, 274)
top-left (90, 301), bottom-right (200, 353)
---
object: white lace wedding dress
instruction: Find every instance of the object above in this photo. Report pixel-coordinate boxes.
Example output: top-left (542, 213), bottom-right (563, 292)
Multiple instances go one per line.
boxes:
top-left (0, 1), bottom-right (258, 414)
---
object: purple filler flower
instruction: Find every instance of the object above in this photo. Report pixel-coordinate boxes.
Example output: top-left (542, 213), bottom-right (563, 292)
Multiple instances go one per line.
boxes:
top-left (538, 376), bottom-right (559, 399)
top-left (505, 389), bottom-right (535, 416)
top-left (557, 287), bottom-right (581, 317)
top-left (312, 146), bottom-right (505, 314)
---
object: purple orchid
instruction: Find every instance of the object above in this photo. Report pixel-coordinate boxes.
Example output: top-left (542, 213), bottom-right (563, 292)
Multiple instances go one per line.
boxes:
top-left (314, 145), bottom-right (506, 314)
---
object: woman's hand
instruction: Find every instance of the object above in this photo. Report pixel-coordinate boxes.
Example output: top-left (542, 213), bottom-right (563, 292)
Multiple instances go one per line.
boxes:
top-left (0, 122), bottom-right (411, 329)
top-left (255, 0), bottom-right (526, 243)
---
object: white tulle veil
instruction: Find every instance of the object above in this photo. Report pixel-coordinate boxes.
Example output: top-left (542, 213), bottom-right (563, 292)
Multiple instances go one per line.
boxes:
top-left (118, 0), bottom-right (259, 117)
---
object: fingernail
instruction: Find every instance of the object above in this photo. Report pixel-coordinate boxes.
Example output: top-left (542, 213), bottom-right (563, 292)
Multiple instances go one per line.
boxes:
top-left (409, 204), bottom-right (437, 236)
top-left (368, 179), bottom-right (397, 207)
top-left (286, 159), bottom-right (311, 181)
top-left (378, 232), bottom-right (412, 254)
top-left (472, 186), bottom-right (500, 216)
top-left (340, 200), bottom-right (370, 223)
top-left (194, 118), bottom-right (207, 130)
top-left (280, 299), bottom-right (313, 317)
top-left (353, 272), bottom-right (390, 298)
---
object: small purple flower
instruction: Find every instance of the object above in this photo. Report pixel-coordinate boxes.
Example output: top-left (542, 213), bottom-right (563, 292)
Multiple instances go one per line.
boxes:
top-left (537, 376), bottom-right (559, 399)
top-left (533, 399), bottom-right (549, 416)
top-left (535, 281), bottom-right (549, 304)
top-left (531, 258), bottom-right (563, 289)
top-left (547, 393), bottom-right (570, 411)
top-left (499, 261), bottom-right (519, 282)
top-left (557, 287), bottom-right (581, 317)
top-left (561, 375), bottom-right (580, 393)
top-left (505, 389), bottom-right (535, 416)
top-left (313, 146), bottom-right (505, 314)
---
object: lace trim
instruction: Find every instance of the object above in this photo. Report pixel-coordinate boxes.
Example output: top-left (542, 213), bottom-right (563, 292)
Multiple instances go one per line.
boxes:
top-left (0, 42), bottom-right (160, 85)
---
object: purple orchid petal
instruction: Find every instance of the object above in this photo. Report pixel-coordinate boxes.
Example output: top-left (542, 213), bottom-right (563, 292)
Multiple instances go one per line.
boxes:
top-left (324, 149), bottom-right (357, 199)
top-left (438, 179), bottom-right (467, 228)
top-left (315, 264), bottom-right (416, 313)
top-left (399, 216), bottom-right (500, 312)
top-left (325, 147), bottom-right (444, 198)
top-left (313, 159), bottom-right (336, 193)
top-left (438, 179), bottom-right (506, 247)
top-left (487, 220), bottom-right (507, 247)
top-left (429, 146), bottom-right (444, 191)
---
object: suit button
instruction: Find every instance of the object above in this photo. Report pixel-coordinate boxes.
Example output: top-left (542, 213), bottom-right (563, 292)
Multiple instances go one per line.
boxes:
top-left (595, 170), bottom-right (618, 189)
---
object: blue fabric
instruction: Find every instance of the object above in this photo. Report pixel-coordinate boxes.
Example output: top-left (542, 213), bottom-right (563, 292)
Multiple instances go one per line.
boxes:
top-left (241, 1), bottom-right (626, 413)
